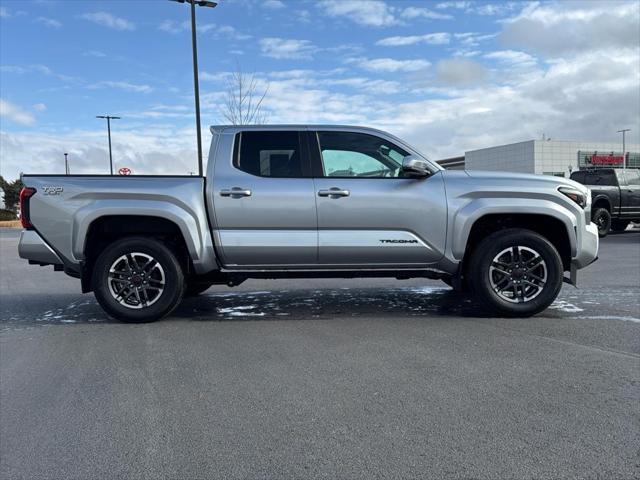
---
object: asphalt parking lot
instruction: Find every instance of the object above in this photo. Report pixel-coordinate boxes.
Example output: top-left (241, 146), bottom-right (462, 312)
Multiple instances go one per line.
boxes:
top-left (1, 227), bottom-right (638, 479)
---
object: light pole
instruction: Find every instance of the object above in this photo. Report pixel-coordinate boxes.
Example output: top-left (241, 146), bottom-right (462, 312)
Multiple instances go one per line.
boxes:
top-left (170, 0), bottom-right (217, 177)
top-left (64, 152), bottom-right (69, 175)
top-left (96, 115), bottom-right (121, 175)
top-left (617, 129), bottom-right (630, 170)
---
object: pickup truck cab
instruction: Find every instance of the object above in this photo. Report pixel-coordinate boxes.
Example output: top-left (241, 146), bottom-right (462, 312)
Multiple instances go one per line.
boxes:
top-left (569, 168), bottom-right (640, 236)
top-left (19, 125), bottom-right (599, 322)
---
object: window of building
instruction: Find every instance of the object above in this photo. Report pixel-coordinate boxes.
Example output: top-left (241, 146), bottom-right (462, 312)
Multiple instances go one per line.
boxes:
top-left (235, 131), bottom-right (304, 178)
top-left (316, 131), bottom-right (410, 178)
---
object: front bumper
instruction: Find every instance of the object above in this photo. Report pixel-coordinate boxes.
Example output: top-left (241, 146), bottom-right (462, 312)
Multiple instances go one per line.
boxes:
top-left (572, 222), bottom-right (599, 269)
top-left (18, 230), bottom-right (64, 266)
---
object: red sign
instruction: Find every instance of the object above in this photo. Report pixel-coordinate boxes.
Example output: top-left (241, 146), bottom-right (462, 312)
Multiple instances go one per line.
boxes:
top-left (589, 155), bottom-right (624, 165)
top-left (118, 167), bottom-right (132, 175)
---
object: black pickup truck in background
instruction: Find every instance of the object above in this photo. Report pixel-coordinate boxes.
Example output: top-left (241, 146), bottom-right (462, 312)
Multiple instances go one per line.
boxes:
top-left (570, 168), bottom-right (640, 237)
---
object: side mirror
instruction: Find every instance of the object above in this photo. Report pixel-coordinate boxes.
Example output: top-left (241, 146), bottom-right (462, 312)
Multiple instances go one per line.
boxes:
top-left (402, 155), bottom-right (431, 178)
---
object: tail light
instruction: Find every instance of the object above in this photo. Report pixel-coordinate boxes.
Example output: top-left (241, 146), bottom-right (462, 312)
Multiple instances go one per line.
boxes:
top-left (19, 187), bottom-right (37, 229)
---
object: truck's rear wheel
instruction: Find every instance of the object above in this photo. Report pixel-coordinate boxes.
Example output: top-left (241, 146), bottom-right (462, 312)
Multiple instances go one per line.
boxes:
top-left (92, 237), bottom-right (185, 323)
top-left (592, 208), bottom-right (611, 237)
top-left (467, 229), bottom-right (563, 317)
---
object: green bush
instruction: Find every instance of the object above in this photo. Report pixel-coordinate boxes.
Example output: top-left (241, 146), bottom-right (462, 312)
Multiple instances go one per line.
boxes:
top-left (0, 209), bottom-right (17, 221)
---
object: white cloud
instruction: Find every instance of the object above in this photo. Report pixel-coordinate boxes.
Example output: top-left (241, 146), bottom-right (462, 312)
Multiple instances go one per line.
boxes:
top-left (0, 99), bottom-right (36, 126)
top-left (0, 126), bottom-right (200, 179)
top-left (348, 57), bottom-right (431, 73)
top-left (3, 44), bottom-right (638, 178)
top-left (217, 25), bottom-right (252, 41)
top-left (263, 0), bottom-right (285, 9)
top-left (159, 21), bottom-right (250, 41)
top-left (84, 50), bottom-right (107, 58)
top-left (259, 38), bottom-right (317, 60)
top-left (436, 1), bottom-right (517, 16)
top-left (436, 58), bottom-right (487, 86)
top-left (158, 20), bottom-right (189, 34)
top-left (376, 33), bottom-right (451, 47)
top-left (435, 1), bottom-right (470, 9)
top-left (35, 16), bottom-right (62, 28)
top-left (0, 7), bottom-right (9, 18)
top-left (0, 64), bottom-right (79, 83)
top-left (484, 50), bottom-right (537, 68)
top-left (501, 1), bottom-right (639, 55)
top-left (32, 103), bottom-right (47, 112)
top-left (400, 6), bottom-right (453, 20)
top-left (474, 3), bottom-right (517, 16)
top-left (81, 12), bottom-right (135, 31)
top-left (89, 81), bottom-right (153, 94)
top-left (316, 1), bottom-right (464, 27)
top-left (454, 32), bottom-right (497, 47)
top-left (319, 0), bottom-right (398, 27)
top-left (2, 0), bottom-right (638, 179)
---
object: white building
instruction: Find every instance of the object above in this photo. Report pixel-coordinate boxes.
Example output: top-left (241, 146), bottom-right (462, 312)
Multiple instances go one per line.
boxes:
top-left (439, 140), bottom-right (640, 177)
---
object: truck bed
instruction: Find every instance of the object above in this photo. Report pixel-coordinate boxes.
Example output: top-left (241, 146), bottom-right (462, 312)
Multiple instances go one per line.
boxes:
top-left (20, 175), bottom-right (216, 275)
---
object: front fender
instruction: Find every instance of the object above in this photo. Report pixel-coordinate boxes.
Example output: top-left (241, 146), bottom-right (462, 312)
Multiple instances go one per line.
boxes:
top-left (450, 198), bottom-right (579, 260)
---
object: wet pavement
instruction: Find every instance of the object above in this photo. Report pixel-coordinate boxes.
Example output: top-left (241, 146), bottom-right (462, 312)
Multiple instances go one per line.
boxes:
top-left (1, 227), bottom-right (639, 479)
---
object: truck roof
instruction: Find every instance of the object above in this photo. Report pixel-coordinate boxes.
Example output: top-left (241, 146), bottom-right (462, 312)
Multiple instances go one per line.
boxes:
top-left (210, 124), bottom-right (386, 134)
top-left (208, 124), bottom-right (440, 167)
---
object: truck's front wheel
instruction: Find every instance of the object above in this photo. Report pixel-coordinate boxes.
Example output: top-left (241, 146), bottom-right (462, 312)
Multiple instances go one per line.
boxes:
top-left (92, 237), bottom-right (185, 323)
top-left (467, 229), bottom-right (563, 317)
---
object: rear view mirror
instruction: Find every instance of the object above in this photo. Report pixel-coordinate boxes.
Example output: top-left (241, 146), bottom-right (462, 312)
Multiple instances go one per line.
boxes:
top-left (402, 155), bottom-right (430, 178)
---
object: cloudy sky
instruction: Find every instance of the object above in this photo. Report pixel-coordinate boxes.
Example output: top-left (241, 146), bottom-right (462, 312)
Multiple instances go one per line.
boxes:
top-left (1, 0), bottom-right (638, 179)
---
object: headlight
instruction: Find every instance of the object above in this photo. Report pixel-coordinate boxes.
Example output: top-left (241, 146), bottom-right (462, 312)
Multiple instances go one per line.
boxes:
top-left (558, 186), bottom-right (587, 208)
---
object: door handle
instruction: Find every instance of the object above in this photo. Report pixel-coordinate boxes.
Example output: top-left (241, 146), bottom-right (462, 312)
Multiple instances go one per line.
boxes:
top-left (220, 187), bottom-right (252, 197)
top-left (318, 188), bottom-right (350, 197)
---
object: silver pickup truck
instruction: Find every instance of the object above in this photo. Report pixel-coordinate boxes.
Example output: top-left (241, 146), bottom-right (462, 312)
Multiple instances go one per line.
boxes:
top-left (19, 125), bottom-right (598, 322)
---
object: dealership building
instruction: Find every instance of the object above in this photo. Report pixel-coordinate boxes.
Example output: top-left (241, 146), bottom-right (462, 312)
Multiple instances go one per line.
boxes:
top-left (438, 139), bottom-right (640, 177)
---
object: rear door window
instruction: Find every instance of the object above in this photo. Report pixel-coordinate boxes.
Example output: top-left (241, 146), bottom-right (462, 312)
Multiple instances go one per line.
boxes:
top-left (235, 131), bottom-right (308, 178)
top-left (623, 169), bottom-right (640, 186)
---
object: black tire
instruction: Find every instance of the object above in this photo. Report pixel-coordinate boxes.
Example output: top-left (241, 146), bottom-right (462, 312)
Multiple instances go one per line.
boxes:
top-left (92, 236), bottom-right (185, 323)
top-left (610, 220), bottom-right (630, 232)
top-left (185, 281), bottom-right (214, 297)
top-left (592, 208), bottom-right (611, 237)
top-left (467, 229), bottom-right (563, 317)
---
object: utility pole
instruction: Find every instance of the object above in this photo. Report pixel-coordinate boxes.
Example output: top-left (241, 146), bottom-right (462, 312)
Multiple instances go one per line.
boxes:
top-left (64, 152), bottom-right (69, 175)
top-left (617, 129), bottom-right (630, 170)
top-left (97, 115), bottom-right (121, 175)
top-left (170, 0), bottom-right (218, 177)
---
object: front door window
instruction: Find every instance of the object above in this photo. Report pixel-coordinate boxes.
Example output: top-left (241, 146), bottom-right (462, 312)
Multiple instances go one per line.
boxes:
top-left (316, 131), bottom-right (410, 178)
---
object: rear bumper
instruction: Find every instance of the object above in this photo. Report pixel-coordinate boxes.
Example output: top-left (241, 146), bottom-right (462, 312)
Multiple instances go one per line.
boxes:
top-left (572, 222), bottom-right (599, 269)
top-left (18, 230), bottom-right (63, 265)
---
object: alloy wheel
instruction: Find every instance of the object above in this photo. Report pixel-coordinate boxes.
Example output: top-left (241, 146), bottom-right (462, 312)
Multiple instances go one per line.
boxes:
top-left (107, 252), bottom-right (165, 309)
top-left (489, 246), bottom-right (548, 303)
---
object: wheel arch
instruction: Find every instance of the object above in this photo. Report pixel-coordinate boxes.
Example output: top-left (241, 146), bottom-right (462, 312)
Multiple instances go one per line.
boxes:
top-left (453, 203), bottom-right (576, 272)
top-left (72, 200), bottom-right (217, 275)
top-left (591, 195), bottom-right (611, 211)
top-left (81, 215), bottom-right (194, 292)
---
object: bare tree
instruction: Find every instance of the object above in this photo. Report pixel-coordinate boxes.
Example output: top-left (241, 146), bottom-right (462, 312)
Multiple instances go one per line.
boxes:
top-left (221, 65), bottom-right (269, 125)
